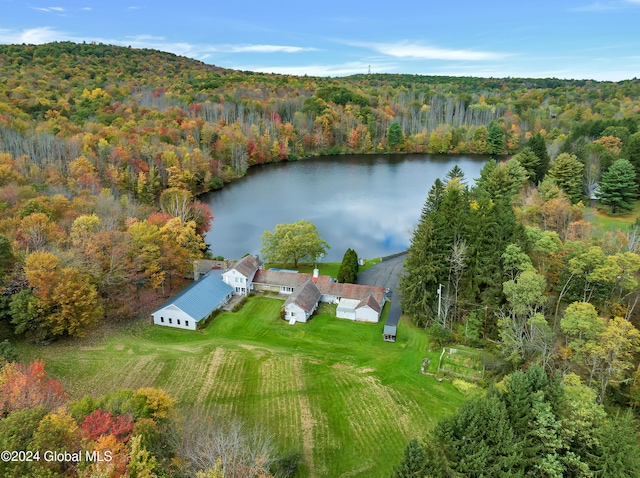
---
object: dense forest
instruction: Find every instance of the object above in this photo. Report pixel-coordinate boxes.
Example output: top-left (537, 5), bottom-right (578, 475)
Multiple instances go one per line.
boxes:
top-left (2, 42), bottom-right (640, 477)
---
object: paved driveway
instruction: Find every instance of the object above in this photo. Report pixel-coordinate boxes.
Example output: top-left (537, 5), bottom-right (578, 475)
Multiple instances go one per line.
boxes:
top-left (356, 253), bottom-right (406, 297)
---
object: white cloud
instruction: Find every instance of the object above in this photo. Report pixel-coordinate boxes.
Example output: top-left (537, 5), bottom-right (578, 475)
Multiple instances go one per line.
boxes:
top-left (0, 26), bottom-right (66, 44)
top-left (234, 61), bottom-right (396, 77)
top-left (352, 41), bottom-right (506, 61)
top-left (227, 44), bottom-right (317, 53)
top-left (573, 0), bottom-right (640, 10)
top-left (81, 7), bottom-right (92, 11)
top-left (0, 28), bottom-right (315, 60)
top-left (126, 34), bottom-right (165, 41)
top-left (30, 6), bottom-right (65, 13)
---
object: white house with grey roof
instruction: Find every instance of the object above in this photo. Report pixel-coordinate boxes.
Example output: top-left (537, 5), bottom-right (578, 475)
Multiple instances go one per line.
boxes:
top-left (283, 279), bottom-right (322, 323)
top-left (222, 255), bottom-right (263, 296)
top-left (152, 272), bottom-right (234, 330)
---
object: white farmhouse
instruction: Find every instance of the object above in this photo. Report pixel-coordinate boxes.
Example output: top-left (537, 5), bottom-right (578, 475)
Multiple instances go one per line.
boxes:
top-left (283, 279), bottom-right (322, 323)
top-left (151, 272), bottom-right (234, 330)
top-left (222, 255), bottom-right (263, 295)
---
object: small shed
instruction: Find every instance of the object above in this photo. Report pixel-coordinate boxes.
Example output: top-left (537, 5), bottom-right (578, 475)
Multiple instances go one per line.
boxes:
top-left (152, 272), bottom-right (234, 330)
top-left (383, 301), bottom-right (402, 342)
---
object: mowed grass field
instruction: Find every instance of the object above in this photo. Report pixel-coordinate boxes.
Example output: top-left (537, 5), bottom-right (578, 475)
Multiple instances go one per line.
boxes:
top-left (16, 297), bottom-right (465, 478)
top-left (585, 200), bottom-right (640, 232)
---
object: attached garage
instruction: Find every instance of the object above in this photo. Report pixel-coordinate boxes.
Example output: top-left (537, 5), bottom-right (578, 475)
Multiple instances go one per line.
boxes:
top-left (336, 298), bottom-right (360, 320)
top-left (355, 294), bottom-right (381, 323)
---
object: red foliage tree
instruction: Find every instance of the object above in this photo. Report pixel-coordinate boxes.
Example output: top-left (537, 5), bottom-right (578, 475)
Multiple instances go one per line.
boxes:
top-left (188, 200), bottom-right (214, 234)
top-left (81, 409), bottom-right (133, 442)
top-left (0, 360), bottom-right (66, 415)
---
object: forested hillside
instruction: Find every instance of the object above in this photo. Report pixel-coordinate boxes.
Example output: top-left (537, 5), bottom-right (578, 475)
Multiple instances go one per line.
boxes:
top-left (2, 42), bottom-right (640, 200)
top-left (4, 42), bottom-right (640, 477)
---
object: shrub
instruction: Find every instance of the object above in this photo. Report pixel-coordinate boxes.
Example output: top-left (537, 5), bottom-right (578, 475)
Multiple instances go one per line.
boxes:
top-left (232, 296), bottom-right (248, 312)
top-left (426, 324), bottom-right (453, 348)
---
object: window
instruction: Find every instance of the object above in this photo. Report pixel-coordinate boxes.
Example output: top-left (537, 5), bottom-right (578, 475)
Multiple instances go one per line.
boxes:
top-left (169, 318), bottom-right (172, 324)
top-left (177, 319), bottom-right (181, 325)
top-left (160, 317), bottom-right (164, 323)
top-left (185, 321), bottom-right (189, 327)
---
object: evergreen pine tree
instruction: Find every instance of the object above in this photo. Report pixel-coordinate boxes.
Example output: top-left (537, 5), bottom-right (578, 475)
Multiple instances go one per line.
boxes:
top-left (435, 394), bottom-right (522, 477)
top-left (596, 158), bottom-right (638, 213)
top-left (547, 152), bottom-right (584, 204)
top-left (400, 180), bottom-right (458, 325)
top-left (624, 131), bottom-right (640, 188)
top-left (392, 439), bottom-right (428, 478)
top-left (337, 248), bottom-right (358, 283)
top-left (511, 147), bottom-right (540, 183)
top-left (445, 165), bottom-right (466, 184)
top-left (487, 121), bottom-right (506, 155)
top-left (591, 410), bottom-right (640, 476)
top-left (525, 133), bottom-right (550, 182)
top-left (387, 121), bottom-right (404, 151)
top-left (421, 178), bottom-right (445, 220)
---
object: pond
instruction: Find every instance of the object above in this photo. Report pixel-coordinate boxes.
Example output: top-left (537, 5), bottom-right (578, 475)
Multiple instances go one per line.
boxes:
top-left (203, 154), bottom-right (488, 262)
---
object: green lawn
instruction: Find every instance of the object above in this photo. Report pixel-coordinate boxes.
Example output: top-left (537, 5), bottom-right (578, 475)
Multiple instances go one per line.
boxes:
top-left (267, 257), bottom-right (383, 279)
top-left (15, 297), bottom-right (465, 478)
top-left (585, 200), bottom-right (640, 232)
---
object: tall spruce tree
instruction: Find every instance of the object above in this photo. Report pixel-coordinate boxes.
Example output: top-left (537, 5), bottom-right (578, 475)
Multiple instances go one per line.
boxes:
top-left (512, 147), bottom-right (541, 183)
top-left (596, 158), bottom-right (638, 213)
top-left (337, 248), bottom-right (358, 283)
top-left (547, 152), bottom-right (584, 204)
top-left (487, 120), bottom-right (507, 155)
top-left (434, 393), bottom-right (522, 477)
top-left (395, 367), bottom-right (640, 477)
top-left (625, 131), bottom-right (640, 188)
top-left (392, 439), bottom-right (428, 478)
top-left (526, 132), bottom-right (551, 182)
top-left (400, 180), bottom-right (463, 325)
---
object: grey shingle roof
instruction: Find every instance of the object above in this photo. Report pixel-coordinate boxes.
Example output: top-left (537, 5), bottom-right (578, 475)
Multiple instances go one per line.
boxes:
top-left (254, 270), bottom-right (386, 305)
top-left (230, 255), bottom-right (262, 278)
top-left (154, 272), bottom-right (234, 322)
top-left (356, 293), bottom-right (381, 313)
top-left (284, 279), bottom-right (321, 312)
top-left (254, 269), bottom-right (309, 288)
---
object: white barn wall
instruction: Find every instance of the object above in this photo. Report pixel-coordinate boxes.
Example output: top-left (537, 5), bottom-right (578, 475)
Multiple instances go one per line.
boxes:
top-left (152, 305), bottom-right (198, 330)
top-left (356, 306), bottom-right (379, 323)
top-left (284, 303), bottom-right (310, 323)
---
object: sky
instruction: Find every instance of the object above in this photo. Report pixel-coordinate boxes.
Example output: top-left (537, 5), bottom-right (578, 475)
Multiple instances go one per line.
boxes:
top-left (1, 0), bottom-right (640, 81)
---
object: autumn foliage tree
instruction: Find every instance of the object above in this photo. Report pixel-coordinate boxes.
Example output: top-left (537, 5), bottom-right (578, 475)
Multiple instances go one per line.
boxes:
top-left (13, 251), bottom-right (103, 338)
top-left (0, 360), bottom-right (66, 415)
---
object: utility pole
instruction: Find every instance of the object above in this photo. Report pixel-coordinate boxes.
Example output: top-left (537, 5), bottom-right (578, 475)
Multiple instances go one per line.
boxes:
top-left (437, 284), bottom-right (443, 326)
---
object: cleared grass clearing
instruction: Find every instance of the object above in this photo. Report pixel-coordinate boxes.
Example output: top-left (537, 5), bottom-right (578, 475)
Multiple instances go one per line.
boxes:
top-left (585, 200), bottom-right (640, 232)
top-left (16, 297), bottom-right (465, 478)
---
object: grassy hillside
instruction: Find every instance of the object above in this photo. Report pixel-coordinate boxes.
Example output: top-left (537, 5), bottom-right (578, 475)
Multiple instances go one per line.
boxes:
top-left (16, 297), bottom-right (465, 477)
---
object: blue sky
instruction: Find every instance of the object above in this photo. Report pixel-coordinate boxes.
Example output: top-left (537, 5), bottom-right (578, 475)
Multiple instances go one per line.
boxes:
top-left (1, 0), bottom-right (639, 80)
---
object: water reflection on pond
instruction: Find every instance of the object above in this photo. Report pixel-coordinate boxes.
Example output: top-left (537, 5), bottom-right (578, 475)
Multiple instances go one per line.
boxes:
top-left (203, 154), bottom-right (488, 261)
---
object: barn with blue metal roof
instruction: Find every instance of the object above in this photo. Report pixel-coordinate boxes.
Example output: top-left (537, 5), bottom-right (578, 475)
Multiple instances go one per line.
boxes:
top-left (151, 272), bottom-right (234, 330)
